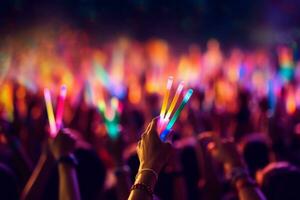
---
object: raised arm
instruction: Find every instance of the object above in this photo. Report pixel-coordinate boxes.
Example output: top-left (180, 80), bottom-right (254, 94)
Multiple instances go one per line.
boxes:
top-left (209, 136), bottom-right (266, 200)
top-left (49, 129), bottom-right (81, 200)
top-left (128, 118), bottom-right (172, 200)
top-left (21, 142), bottom-right (53, 200)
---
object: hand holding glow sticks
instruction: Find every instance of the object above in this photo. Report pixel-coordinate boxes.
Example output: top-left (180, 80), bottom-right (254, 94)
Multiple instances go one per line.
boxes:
top-left (44, 85), bottom-right (68, 138)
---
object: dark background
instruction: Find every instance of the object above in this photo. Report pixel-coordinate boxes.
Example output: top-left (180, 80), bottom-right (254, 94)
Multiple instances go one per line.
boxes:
top-left (1, 0), bottom-right (300, 47)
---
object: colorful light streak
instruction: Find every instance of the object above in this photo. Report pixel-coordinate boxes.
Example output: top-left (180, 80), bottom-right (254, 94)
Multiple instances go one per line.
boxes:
top-left (4, 29), bottom-right (300, 131)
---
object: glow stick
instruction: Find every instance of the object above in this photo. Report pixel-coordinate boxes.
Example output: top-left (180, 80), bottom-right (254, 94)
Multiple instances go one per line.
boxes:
top-left (111, 97), bottom-right (119, 111)
top-left (56, 85), bottom-right (67, 129)
top-left (267, 80), bottom-right (276, 113)
top-left (165, 81), bottom-right (184, 120)
top-left (95, 63), bottom-right (111, 89)
top-left (97, 100), bottom-right (106, 114)
top-left (85, 81), bottom-right (95, 105)
top-left (158, 118), bottom-right (169, 134)
top-left (97, 98), bottom-right (120, 140)
top-left (160, 89), bottom-right (193, 141)
top-left (286, 92), bottom-right (296, 115)
top-left (160, 76), bottom-right (173, 119)
top-left (106, 122), bottom-right (119, 139)
top-left (106, 97), bottom-right (119, 120)
top-left (44, 88), bottom-right (57, 137)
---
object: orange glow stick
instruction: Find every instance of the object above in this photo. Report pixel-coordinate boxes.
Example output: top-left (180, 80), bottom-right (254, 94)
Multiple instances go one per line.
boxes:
top-left (160, 76), bottom-right (173, 119)
top-left (286, 93), bottom-right (296, 115)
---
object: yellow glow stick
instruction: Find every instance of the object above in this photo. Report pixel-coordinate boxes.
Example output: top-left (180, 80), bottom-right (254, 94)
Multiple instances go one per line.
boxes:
top-left (165, 81), bottom-right (184, 120)
top-left (44, 88), bottom-right (57, 137)
top-left (160, 76), bottom-right (173, 119)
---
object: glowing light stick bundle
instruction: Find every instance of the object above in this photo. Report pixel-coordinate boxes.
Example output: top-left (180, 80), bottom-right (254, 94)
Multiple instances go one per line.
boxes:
top-left (97, 97), bottom-right (121, 140)
top-left (160, 89), bottom-right (193, 141)
top-left (158, 76), bottom-right (193, 141)
top-left (44, 85), bottom-right (68, 138)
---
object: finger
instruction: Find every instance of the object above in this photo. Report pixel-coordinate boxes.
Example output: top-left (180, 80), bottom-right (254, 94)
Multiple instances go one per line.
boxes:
top-left (62, 128), bottom-right (78, 140)
top-left (137, 140), bottom-right (141, 149)
top-left (148, 118), bottom-right (160, 140)
top-left (61, 128), bottom-right (75, 136)
top-left (210, 131), bottom-right (222, 149)
top-left (59, 131), bottom-right (76, 145)
top-left (207, 141), bottom-right (219, 158)
top-left (165, 129), bottom-right (174, 143)
top-left (144, 120), bottom-right (153, 135)
top-left (207, 141), bottom-right (216, 151)
top-left (62, 128), bottom-right (71, 134)
top-left (137, 139), bottom-right (145, 153)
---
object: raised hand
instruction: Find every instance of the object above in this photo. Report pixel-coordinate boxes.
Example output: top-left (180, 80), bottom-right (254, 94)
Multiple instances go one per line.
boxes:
top-left (137, 118), bottom-right (173, 173)
top-left (49, 129), bottom-right (76, 160)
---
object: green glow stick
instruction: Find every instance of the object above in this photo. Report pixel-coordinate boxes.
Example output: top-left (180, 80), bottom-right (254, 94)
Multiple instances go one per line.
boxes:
top-left (97, 99), bottom-right (120, 140)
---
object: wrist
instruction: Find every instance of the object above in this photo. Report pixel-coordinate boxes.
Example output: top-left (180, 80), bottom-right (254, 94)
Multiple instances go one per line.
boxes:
top-left (225, 159), bottom-right (246, 174)
top-left (140, 163), bottom-right (162, 174)
top-left (114, 165), bottom-right (130, 176)
top-left (235, 177), bottom-right (258, 191)
top-left (56, 153), bottom-right (78, 167)
top-left (53, 151), bottom-right (73, 160)
top-left (228, 166), bottom-right (252, 187)
top-left (135, 170), bottom-right (157, 189)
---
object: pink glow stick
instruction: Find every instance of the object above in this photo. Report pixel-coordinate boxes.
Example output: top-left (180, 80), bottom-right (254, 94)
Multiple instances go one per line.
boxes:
top-left (55, 85), bottom-right (67, 129)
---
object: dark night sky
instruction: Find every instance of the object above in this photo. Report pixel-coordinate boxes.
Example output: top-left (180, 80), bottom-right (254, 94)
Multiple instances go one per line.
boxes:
top-left (1, 0), bottom-right (300, 46)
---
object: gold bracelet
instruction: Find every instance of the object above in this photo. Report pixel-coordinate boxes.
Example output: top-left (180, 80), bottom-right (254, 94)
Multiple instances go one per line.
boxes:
top-left (130, 182), bottom-right (153, 198)
top-left (135, 168), bottom-right (158, 181)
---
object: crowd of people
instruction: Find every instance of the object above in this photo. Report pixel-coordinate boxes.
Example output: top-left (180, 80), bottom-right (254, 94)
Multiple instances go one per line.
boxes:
top-left (1, 28), bottom-right (300, 200)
